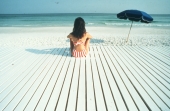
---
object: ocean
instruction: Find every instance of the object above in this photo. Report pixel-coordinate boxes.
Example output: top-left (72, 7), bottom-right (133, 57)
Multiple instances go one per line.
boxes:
top-left (0, 13), bottom-right (170, 27)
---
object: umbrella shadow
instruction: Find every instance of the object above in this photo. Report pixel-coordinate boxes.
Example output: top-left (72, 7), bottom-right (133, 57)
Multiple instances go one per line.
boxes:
top-left (25, 47), bottom-right (71, 57)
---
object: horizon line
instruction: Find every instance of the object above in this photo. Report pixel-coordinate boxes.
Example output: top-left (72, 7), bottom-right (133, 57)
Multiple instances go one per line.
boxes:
top-left (0, 13), bottom-right (170, 15)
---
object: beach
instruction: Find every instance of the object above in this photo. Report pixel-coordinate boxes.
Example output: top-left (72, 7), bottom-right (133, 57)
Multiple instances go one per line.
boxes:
top-left (0, 26), bottom-right (170, 47)
top-left (0, 13), bottom-right (170, 48)
top-left (1, 14), bottom-right (170, 111)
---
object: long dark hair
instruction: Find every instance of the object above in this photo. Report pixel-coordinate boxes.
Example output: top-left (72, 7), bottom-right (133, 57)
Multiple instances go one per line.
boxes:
top-left (71, 17), bottom-right (86, 39)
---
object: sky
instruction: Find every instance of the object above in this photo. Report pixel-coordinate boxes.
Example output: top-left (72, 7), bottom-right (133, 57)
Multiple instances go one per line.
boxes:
top-left (0, 0), bottom-right (170, 14)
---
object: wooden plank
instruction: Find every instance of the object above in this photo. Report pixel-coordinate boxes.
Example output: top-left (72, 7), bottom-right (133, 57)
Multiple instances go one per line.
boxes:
top-left (147, 46), bottom-right (170, 62)
top-left (104, 46), bottom-right (138, 111)
top-left (150, 47), bottom-right (170, 58)
top-left (109, 46), bottom-right (149, 111)
top-left (117, 46), bottom-right (170, 110)
top-left (76, 57), bottom-right (86, 111)
top-left (132, 46), bottom-right (170, 82)
top-left (126, 46), bottom-right (170, 85)
top-left (0, 48), bottom-right (25, 66)
top-left (100, 46), bottom-right (127, 111)
top-left (103, 48), bottom-right (160, 111)
top-left (0, 48), bottom-right (20, 72)
top-left (140, 47), bottom-right (170, 66)
top-left (94, 46), bottom-right (117, 111)
top-left (0, 46), bottom-right (169, 111)
top-left (135, 47), bottom-right (170, 76)
top-left (112, 46), bottom-right (161, 111)
top-left (34, 48), bottom-right (70, 111)
top-left (89, 46), bottom-right (107, 111)
top-left (0, 49), bottom-right (42, 92)
top-left (0, 47), bottom-right (6, 53)
top-left (53, 57), bottom-right (75, 111)
top-left (0, 49), bottom-right (27, 73)
top-left (0, 48), bottom-right (21, 62)
top-left (0, 48), bottom-right (58, 111)
top-left (147, 47), bottom-right (170, 59)
top-left (163, 47), bottom-right (170, 55)
top-left (124, 47), bottom-right (170, 96)
top-left (13, 48), bottom-right (62, 111)
top-left (0, 49), bottom-right (42, 101)
top-left (23, 48), bottom-right (67, 111)
top-left (0, 50), bottom-right (33, 74)
top-left (0, 48), bottom-right (14, 60)
top-left (85, 48), bottom-right (96, 111)
top-left (66, 58), bottom-right (80, 111)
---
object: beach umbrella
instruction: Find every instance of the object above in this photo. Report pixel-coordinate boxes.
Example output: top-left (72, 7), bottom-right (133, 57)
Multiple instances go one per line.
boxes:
top-left (117, 10), bottom-right (153, 42)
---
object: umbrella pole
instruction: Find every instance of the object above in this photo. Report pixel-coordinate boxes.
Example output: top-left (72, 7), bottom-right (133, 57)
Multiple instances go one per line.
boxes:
top-left (126, 21), bottom-right (133, 43)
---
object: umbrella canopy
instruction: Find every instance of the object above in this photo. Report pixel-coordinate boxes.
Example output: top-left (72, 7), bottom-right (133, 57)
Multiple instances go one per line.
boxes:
top-left (117, 10), bottom-right (153, 42)
top-left (117, 10), bottom-right (153, 23)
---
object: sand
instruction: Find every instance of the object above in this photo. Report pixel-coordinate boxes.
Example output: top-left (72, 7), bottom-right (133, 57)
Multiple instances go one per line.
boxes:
top-left (0, 26), bottom-right (170, 48)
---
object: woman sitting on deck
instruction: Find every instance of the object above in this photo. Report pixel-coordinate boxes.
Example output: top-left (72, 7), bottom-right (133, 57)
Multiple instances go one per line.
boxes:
top-left (67, 17), bottom-right (92, 58)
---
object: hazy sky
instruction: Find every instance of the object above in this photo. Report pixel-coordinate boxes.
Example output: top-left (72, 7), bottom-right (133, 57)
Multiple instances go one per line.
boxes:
top-left (0, 0), bottom-right (170, 14)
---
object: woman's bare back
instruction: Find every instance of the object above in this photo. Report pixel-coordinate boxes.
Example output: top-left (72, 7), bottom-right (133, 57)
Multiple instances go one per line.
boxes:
top-left (67, 32), bottom-right (92, 52)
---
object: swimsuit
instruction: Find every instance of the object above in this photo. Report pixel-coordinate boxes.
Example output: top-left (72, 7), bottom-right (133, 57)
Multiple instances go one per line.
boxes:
top-left (72, 39), bottom-right (86, 58)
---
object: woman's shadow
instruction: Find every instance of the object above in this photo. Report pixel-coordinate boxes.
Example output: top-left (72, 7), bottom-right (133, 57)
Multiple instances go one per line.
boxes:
top-left (66, 38), bottom-right (104, 44)
top-left (25, 47), bottom-right (71, 57)
top-left (27, 38), bottom-right (104, 56)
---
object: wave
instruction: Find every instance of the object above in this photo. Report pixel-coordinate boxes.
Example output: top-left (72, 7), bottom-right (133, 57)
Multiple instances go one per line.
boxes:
top-left (86, 23), bottom-right (94, 25)
top-left (104, 22), bottom-right (170, 27)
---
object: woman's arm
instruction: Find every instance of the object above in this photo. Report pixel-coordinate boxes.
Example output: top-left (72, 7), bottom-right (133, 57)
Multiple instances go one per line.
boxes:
top-left (86, 32), bottom-right (92, 39)
top-left (85, 38), bottom-right (91, 53)
top-left (67, 34), bottom-right (74, 56)
top-left (70, 39), bottom-right (74, 56)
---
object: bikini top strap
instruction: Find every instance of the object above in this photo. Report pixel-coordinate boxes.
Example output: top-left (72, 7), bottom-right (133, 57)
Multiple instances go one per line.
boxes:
top-left (72, 39), bottom-right (85, 46)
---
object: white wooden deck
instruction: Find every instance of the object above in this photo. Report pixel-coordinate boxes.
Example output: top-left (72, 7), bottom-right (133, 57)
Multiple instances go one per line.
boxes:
top-left (0, 46), bottom-right (170, 111)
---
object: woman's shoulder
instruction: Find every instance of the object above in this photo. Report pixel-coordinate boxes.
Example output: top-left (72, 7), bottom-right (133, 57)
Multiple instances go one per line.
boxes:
top-left (85, 32), bottom-right (92, 38)
top-left (67, 33), bottom-right (73, 38)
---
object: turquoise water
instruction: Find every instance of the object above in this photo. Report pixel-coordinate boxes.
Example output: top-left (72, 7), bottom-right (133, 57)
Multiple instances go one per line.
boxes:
top-left (0, 13), bottom-right (170, 27)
